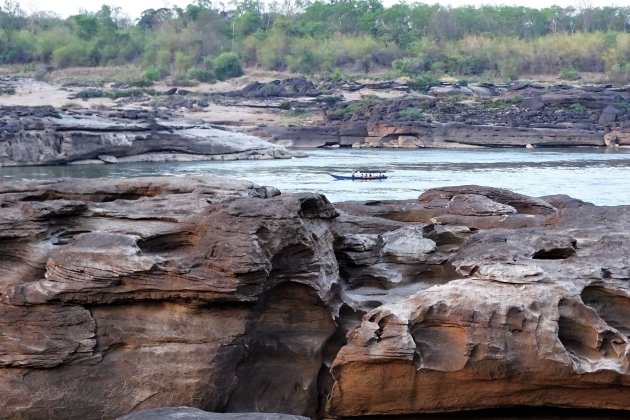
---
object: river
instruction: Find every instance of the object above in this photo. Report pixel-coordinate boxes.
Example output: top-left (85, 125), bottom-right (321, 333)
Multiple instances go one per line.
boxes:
top-left (2, 148), bottom-right (630, 205)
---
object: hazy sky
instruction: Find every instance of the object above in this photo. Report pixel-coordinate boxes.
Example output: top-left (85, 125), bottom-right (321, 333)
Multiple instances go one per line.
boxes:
top-left (19, 0), bottom-right (627, 20)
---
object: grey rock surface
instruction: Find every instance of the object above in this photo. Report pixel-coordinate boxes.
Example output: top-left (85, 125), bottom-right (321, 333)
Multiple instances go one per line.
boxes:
top-left (118, 407), bottom-right (308, 420)
top-left (0, 106), bottom-right (289, 166)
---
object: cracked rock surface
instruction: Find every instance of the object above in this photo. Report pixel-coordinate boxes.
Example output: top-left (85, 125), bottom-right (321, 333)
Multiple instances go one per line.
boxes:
top-left (1, 178), bottom-right (630, 418)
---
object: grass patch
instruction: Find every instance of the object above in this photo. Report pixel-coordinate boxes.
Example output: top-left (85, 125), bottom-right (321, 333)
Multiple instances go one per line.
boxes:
top-left (569, 102), bottom-right (587, 112)
top-left (399, 108), bottom-right (422, 119)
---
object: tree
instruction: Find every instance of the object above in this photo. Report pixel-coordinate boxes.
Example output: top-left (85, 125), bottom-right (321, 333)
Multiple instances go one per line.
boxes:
top-left (0, 0), bottom-right (25, 43)
top-left (213, 51), bottom-right (244, 80)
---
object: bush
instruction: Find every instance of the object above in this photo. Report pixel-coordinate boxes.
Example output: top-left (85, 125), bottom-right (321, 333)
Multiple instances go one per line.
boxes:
top-left (408, 74), bottom-right (438, 92)
top-left (399, 108), bottom-right (422, 119)
top-left (213, 52), bottom-right (244, 81)
top-left (52, 41), bottom-right (92, 67)
top-left (143, 65), bottom-right (166, 82)
top-left (318, 95), bottom-right (343, 105)
top-left (558, 66), bottom-right (581, 81)
top-left (187, 67), bottom-right (215, 83)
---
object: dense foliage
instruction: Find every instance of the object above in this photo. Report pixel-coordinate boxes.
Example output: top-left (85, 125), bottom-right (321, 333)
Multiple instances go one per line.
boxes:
top-left (1, 0), bottom-right (629, 82)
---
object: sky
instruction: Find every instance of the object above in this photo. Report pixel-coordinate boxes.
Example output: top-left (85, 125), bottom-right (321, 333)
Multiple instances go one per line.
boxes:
top-left (18, 0), bottom-right (627, 21)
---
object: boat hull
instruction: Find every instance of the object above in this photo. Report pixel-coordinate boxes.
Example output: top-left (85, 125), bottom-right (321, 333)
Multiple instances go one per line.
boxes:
top-left (329, 174), bottom-right (387, 180)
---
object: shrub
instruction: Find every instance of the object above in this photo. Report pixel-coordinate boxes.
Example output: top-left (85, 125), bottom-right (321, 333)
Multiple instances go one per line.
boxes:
top-left (331, 68), bottom-right (343, 82)
top-left (213, 52), bottom-right (244, 81)
top-left (558, 66), bottom-right (581, 81)
top-left (399, 108), bottom-right (422, 119)
top-left (143, 66), bottom-right (166, 82)
top-left (498, 59), bottom-right (519, 81)
top-left (187, 67), bottom-right (215, 83)
top-left (408, 74), bottom-right (438, 92)
top-left (318, 95), bottom-right (343, 105)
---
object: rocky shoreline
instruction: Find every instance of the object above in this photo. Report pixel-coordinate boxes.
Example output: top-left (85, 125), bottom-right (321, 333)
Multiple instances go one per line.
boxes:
top-left (1, 176), bottom-right (630, 418)
top-left (233, 78), bottom-right (630, 149)
top-left (1, 75), bottom-right (629, 166)
top-left (0, 105), bottom-right (289, 167)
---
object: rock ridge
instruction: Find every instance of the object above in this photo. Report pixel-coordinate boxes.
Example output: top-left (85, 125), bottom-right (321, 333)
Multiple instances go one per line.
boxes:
top-left (1, 177), bottom-right (630, 418)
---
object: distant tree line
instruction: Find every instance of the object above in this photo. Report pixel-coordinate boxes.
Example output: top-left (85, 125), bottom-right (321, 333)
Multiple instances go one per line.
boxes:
top-left (0, 0), bottom-right (629, 82)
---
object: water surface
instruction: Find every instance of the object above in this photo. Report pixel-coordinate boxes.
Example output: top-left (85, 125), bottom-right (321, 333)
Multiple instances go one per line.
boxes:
top-left (2, 148), bottom-right (630, 205)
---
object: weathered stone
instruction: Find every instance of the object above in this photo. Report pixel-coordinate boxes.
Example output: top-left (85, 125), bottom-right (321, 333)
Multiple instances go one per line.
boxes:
top-left (0, 304), bottom-right (95, 368)
top-left (522, 97), bottom-right (546, 110)
top-left (2, 179), bottom-right (630, 418)
top-left (380, 226), bottom-right (438, 263)
top-left (599, 105), bottom-right (623, 125)
top-left (118, 407), bottom-right (309, 420)
top-left (0, 176), bottom-right (339, 418)
top-left (446, 193), bottom-right (517, 216)
top-left (0, 107), bottom-right (289, 166)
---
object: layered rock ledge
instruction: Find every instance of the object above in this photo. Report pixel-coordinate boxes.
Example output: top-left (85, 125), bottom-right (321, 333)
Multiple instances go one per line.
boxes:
top-left (0, 106), bottom-right (289, 167)
top-left (1, 177), bottom-right (630, 418)
top-left (219, 78), bottom-right (630, 149)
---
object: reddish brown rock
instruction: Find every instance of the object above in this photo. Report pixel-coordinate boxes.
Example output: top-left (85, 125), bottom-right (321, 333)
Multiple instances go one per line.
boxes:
top-left (2, 179), bottom-right (630, 418)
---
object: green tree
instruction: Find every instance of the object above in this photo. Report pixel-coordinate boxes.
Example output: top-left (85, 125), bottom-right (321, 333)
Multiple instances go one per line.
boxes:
top-left (213, 51), bottom-right (244, 80)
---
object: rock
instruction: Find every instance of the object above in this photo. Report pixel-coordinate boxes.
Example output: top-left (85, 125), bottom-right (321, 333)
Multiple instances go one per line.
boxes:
top-left (604, 129), bottom-right (630, 147)
top-left (522, 97), bottom-right (546, 110)
top-left (467, 84), bottom-right (496, 97)
top-left (0, 304), bottom-right (95, 368)
top-left (446, 193), bottom-right (517, 216)
top-left (420, 185), bottom-right (556, 216)
top-left (97, 154), bottom-right (118, 163)
top-left (226, 77), bottom-right (321, 98)
top-left (429, 85), bottom-right (472, 97)
top-left (380, 226), bottom-right (437, 263)
top-left (2, 180), bottom-right (630, 418)
top-left (118, 407), bottom-right (309, 420)
top-left (0, 176), bottom-right (340, 418)
top-left (599, 105), bottom-right (623, 125)
top-left (0, 107), bottom-right (290, 166)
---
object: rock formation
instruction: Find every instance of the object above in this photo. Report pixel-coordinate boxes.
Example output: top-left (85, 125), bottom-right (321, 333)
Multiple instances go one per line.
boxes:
top-left (0, 106), bottom-right (289, 166)
top-left (1, 177), bottom-right (630, 418)
top-left (230, 79), bottom-right (629, 149)
top-left (118, 407), bottom-right (309, 420)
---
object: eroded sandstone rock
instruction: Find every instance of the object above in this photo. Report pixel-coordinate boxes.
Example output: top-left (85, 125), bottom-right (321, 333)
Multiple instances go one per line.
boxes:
top-left (0, 106), bottom-right (289, 166)
top-left (2, 179), bottom-right (630, 418)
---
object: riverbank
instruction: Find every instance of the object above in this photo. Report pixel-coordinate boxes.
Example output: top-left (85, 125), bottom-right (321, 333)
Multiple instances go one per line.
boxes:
top-left (0, 71), bottom-right (629, 166)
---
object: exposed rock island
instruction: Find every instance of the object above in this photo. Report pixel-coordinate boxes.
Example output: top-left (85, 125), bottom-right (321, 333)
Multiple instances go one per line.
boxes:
top-left (0, 105), bottom-right (289, 166)
top-left (1, 176), bottom-right (630, 418)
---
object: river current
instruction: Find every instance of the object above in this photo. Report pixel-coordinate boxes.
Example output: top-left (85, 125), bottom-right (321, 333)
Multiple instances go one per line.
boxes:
top-left (2, 148), bottom-right (630, 205)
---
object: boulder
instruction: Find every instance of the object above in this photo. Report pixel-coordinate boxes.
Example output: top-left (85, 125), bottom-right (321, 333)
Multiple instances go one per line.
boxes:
top-left (599, 105), bottom-right (624, 125)
top-left (380, 226), bottom-right (437, 263)
top-left (522, 97), bottom-right (546, 110)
